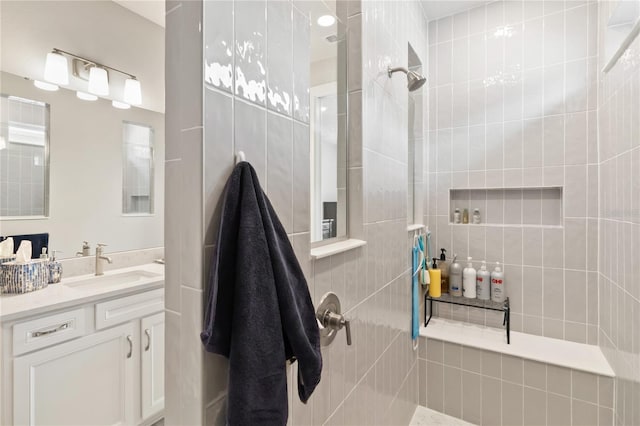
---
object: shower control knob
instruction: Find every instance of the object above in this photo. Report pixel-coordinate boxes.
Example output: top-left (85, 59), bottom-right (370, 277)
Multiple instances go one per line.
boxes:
top-left (316, 292), bottom-right (352, 346)
top-left (319, 310), bottom-right (352, 346)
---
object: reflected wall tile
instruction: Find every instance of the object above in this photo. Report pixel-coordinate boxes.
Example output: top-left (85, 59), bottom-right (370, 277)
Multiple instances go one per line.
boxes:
top-left (266, 0), bottom-right (292, 115)
top-left (204, 88), bottom-right (234, 246)
top-left (204, 0), bottom-right (233, 92)
top-left (234, 99), bottom-right (266, 182)
top-left (292, 121), bottom-right (310, 233)
top-left (181, 128), bottom-right (204, 289)
top-left (234, 0), bottom-right (266, 105)
top-left (293, 6), bottom-right (310, 122)
top-left (165, 160), bottom-right (183, 311)
top-left (181, 287), bottom-right (205, 425)
top-left (266, 112), bottom-right (293, 232)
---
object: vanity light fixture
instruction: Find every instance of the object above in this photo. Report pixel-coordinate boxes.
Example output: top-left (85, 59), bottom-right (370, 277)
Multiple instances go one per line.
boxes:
top-left (33, 80), bottom-right (59, 91)
top-left (44, 50), bottom-right (69, 85)
top-left (317, 15), bottom-right (336, 27)
top-left (76, 91), bottom-right (98, 101)
top-left (112, 100), bottom-right (131, 110)
top-left (123, 78), bottom-right (142, 105)
top-left (38, 48), bottom-right (142, 105)
top-left (88, 66), bottom-right (109, 96)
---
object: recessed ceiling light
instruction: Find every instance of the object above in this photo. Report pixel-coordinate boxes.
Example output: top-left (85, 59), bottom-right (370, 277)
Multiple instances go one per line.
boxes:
top-left (77, 91), bottom-right (98, 101)
top-left (112, 100), bottom-right (131, 110)
top-left (317, 15), bottom-right (335, 27)
top-left (33, 80), bottom-right (59, 91)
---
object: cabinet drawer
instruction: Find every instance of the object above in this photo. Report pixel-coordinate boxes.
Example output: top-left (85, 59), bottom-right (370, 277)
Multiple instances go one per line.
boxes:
top-left (13, 307), bottom-right (87, 356)
top-left (95, 288), bottom-right (164, 330)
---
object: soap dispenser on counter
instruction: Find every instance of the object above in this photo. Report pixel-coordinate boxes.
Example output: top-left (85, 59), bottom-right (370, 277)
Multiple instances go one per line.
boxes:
top-left (48, 250), bottom-right (63, 284)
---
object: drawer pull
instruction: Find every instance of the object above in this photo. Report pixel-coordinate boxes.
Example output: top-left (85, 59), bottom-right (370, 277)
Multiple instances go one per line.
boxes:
top-left (32, 322), bottom-right (70, 337)
top-left (144, 329), bottom-right (151, 351)
top-left (126, 335), bottom-right (133, 358)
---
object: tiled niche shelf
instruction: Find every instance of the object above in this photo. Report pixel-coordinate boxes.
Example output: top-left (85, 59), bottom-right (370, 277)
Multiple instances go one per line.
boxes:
top-left (449, 187), bottom-right (563, 227)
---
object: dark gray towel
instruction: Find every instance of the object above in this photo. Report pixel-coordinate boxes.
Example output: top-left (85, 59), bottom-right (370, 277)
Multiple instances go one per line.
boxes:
top-left (201, 162), bottom-right (322, 426)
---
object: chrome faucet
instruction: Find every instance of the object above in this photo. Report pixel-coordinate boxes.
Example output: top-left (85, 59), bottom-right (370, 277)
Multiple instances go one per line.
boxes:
top-left (76, 241), bottom-right (91, 257)
top-left (95, 243), bottom-right (113, 276)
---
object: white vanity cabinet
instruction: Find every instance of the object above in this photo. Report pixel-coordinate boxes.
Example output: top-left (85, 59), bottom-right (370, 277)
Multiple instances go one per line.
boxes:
top-left (141, 312), bottom-right (165, 420)
top-left (13, 322), bottom-right (136, 425)
top-left (1, 287), bottom-right (165, 426)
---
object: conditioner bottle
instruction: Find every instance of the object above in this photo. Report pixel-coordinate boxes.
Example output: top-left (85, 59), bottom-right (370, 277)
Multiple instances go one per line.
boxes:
top-left (449, 255), bottom-right (463, 297)
top-left (476, 261), bottom-right (491, 300)
top-left (491, 262), bottom-right (506, 303)
top-left (462, 257), bottom-right (477, 299)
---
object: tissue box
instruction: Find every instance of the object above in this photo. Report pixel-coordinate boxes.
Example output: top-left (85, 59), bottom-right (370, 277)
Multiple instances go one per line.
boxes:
top-left (0, 260), bottom-right (49, 294)
top-left (0, 255), bottom-right (16, 265)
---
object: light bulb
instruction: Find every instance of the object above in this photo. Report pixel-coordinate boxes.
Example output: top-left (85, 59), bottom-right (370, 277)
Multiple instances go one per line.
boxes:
top-left (34, 80), bottom-right (59, 91)
top-left (317, 15), bottom-right (336, 27)
top-left (123, 78), bottom-right (142, 105)
top-left (88, 67), bottom-right (109, 96)
top-left (112, 100), bottom-right (131, 109)
top-left (76, 91), bottom-right (98, 101)
top-left (44, 51), bottom-right (69, 85)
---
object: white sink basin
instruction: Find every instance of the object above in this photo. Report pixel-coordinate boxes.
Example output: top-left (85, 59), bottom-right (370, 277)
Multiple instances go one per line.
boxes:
top-left (64, 270), bottom-right (161, 289)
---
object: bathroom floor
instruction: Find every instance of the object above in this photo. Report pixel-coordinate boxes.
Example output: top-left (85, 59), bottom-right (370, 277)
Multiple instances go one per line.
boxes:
top-left (410, 406), bottom-right (476, 426)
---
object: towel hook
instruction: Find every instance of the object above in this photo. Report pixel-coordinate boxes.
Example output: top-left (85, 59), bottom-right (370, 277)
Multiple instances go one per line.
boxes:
top-left (236, 150), bottom-right (246, 164)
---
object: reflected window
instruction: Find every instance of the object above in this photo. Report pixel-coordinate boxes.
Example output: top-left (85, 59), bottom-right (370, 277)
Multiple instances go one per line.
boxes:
top-left (0, 95), bottom-right (49, 218)
top-left (122, 122), bottom-right (154, 214)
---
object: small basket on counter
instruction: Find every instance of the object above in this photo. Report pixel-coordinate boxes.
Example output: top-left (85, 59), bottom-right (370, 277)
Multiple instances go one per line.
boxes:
top-left (0, 255), bottom-right (16, 265)
top-left (0, 259), bottom-right (49, 294)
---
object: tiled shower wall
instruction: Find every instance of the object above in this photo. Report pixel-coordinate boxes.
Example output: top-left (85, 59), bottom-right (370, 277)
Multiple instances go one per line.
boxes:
top-left (418, 337), bottom-right (614, 426)
top-left (165, 0), bottom-right (430, 424)
top-left (597, 1), bottom-right (640, 425)
top-left (425, 0), bottom-right (600, 344)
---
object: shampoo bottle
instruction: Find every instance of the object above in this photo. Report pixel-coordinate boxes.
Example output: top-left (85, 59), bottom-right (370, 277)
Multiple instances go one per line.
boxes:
top-left (476, 261), bottom-right (491, 300)
top-left (463, 257), bottom-right (477, 298)
top-left (491, 262), bottom-right (505, 303)
top-left (439, 248), bottom-right (449, 293)
top-left (449, 255), bottom-right (463, 297)
top-left (428, 258), bottom-right (442, 298)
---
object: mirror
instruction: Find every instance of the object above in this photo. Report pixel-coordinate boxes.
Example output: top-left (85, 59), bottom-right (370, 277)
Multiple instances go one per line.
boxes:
top-left (0, 1), bottom-right (165, 258)
top-left (122, 122), bottom-right (155, 215)
top-left (0, 95), bottom-right (50, 218)
top-left (310, 0), bottom-right (347, 243)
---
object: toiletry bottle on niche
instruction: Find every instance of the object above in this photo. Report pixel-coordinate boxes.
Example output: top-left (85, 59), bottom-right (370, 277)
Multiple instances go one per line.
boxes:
top-left (491, 262), bottom-right (506, 303)
top-left (439, 248), bottom-right (449, 293)
top-left (472, 208), bottom-right (481, 224)
top-left (454, 208), bottom-right (461, 224)
top-left (428, 258), bottom-right (441, 298)
top-left (476, 261), bottom-right (491, 300)
top-left (463, 257), bottom-right (477, 298)
top-left (462, 208), bottom-right (469, 224)
top-left (449, 255), bottom-right (463, 297)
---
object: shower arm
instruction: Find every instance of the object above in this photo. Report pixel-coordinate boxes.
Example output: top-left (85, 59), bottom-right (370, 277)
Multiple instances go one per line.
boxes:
top-left (387, 66), bottom-right (409, 77)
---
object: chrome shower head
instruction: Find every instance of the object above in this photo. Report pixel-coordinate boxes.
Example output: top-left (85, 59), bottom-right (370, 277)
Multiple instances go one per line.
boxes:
top-left (388, 66), bottom-right (427, 92)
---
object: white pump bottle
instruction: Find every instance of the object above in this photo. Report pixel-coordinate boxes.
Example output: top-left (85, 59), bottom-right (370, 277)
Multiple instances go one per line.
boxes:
top-left (462, 257), bottom-right (477, 299)
top-left (491, 262), bottom-right (506, 303)
top-left (476, 261), bottom-right (491, 300)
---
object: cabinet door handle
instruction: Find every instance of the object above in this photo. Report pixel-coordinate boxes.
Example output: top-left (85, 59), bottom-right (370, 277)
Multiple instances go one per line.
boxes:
top-left (32, 322), bottom-right (70, 337)
top-left (126, 335), bottom-right (133, 358)
top-left (144, 329), bottom-right (151, 352)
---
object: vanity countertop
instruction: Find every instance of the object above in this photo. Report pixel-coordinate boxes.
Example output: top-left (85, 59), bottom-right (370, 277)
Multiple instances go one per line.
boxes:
top-left (0, 263), bottom-right (164, 323)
